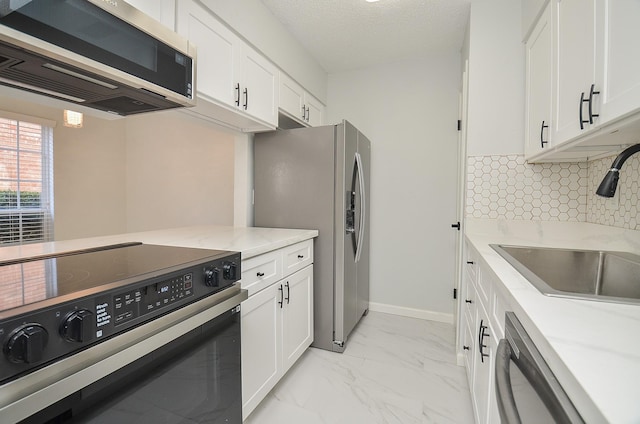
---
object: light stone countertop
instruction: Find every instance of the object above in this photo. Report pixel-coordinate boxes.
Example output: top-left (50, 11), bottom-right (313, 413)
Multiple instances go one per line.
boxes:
top-left (0, 225), bottom-right (319, 264)
top-left (465, 218), bottom-right (640, 424)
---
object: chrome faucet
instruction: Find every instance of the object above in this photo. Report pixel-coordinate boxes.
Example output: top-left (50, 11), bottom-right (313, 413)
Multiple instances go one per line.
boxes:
top-left (596, 144), bottom-right (640, 198)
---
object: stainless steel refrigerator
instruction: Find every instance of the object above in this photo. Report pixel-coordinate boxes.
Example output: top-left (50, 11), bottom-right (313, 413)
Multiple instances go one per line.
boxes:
top-left (254, 120), bottom-right (370, 352)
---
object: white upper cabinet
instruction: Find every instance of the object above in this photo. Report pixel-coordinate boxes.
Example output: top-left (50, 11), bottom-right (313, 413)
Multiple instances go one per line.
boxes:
top-left (553, 0), bottom-right (599, 144)
top-left (279, 73), bottom-right (325, 127)
top-left (304, 94), bottom-right (324, 127)
top-left (242, 46), bottom-right (279, 126)
top-left (527, 0), bottom-right (640, 162)
top-left (123, 0), bottom-right (175, 29)
top-left (176, 0), bottom-right (277, 132)
top-left (525, 3), bottom-right (553, 158)
top-left (596, 0), bottom-right (640, 124)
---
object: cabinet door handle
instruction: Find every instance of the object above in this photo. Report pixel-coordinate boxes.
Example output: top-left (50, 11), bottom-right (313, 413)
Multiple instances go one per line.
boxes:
top-left (297, 254), bottom-right (304, 259)
top-left (465, 299), bottom-right (473, 304)
top-left (256, 272), bottom-right (265, 277)
top-left (540, 120), bottom-right (549, 148)
top-left (285, 282), bottom-right (290, 304)
top-left (306, 106), bottom-right (310, 122)
top-left (302, 105), bottom-right (306, 120)
top-left (235, 83), bottom-right (240, 107)
top-left (588, 83), bottom-right (600, 124)
top-left (580, 91), bottom-right (589, 130)
top-left (278, 284), bottom-right (284, 308)
top-left (478, 319), bottom-right (490, 363)
top-left (463, 345), bottom-right (470, 351)
top-left (466, 261), bottom-right (474, 265)
top-left (243, 88), bottom-right (248, 110)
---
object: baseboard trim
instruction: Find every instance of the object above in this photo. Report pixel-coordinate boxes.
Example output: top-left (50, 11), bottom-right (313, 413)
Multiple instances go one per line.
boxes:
top-left (368, 302), bottom-right (454, 324)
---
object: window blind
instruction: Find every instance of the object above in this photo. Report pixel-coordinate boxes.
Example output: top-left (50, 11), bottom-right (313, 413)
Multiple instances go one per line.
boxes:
top-left (0, 117), bottom-right (54, 245)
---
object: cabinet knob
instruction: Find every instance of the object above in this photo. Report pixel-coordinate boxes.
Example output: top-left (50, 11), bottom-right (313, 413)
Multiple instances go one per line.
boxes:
top-left (297, 255), bottom-right (304, 259)
top-left (256, 272), bottom-right (265, 277)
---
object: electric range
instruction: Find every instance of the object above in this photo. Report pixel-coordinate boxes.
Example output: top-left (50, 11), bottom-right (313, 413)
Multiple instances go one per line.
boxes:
top-left (0, 242), bottom-right (241, 384)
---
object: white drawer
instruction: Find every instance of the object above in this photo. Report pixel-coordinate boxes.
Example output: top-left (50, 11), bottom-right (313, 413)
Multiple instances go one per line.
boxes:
top-left (282, 240), bottom-right (313, 277)
top-left (491, 287), bottom-right (507, 338)
top-left (476, 266), bottom-right (491, 307)
top-left (464, 241), bottom-right (479, 281)
top-left (241, 250), bottom-right (282, 296)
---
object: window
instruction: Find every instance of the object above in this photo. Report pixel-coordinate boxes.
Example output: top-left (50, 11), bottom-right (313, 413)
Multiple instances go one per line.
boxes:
top-left (0, 115), bottom-right (54, 245)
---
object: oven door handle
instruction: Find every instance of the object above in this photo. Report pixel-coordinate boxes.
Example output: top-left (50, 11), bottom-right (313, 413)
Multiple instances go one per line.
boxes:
top-left (495, 338), bottom-right (522, 424)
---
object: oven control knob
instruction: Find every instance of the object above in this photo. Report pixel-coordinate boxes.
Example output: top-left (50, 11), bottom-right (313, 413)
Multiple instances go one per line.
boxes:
top-left (4, 324), bottom-right (49, 364)
top-left (223, 261), bottom-right (237, 280)
top-left (204, 266), bottom-right (220, 287)
top-left (60, 309), bottom-right (95, 343)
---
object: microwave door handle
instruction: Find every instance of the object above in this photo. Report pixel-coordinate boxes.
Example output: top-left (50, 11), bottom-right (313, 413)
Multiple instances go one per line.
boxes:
top-left (354, 152), bottom-right (366, 263)
top-left (495, 339), bottom-right (522, 424)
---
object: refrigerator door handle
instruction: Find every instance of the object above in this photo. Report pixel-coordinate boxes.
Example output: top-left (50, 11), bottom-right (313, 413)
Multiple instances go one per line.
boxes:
top-left (355, 152), bottom-right (366, 263)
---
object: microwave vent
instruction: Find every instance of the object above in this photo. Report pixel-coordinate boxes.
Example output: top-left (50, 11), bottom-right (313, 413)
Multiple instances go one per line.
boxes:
top-left (90, 96), bottom-right (161, 114)
top-left (1, 66), bottom-right (98, 101)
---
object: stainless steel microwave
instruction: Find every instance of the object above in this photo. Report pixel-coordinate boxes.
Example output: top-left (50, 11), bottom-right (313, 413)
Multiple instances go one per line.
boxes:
top-left (0, 0), bottom-right (196, 115)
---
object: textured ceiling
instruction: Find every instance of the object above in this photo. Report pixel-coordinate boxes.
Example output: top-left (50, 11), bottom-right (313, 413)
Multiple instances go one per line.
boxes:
top-left (260, 0), bottom-right (471, 73)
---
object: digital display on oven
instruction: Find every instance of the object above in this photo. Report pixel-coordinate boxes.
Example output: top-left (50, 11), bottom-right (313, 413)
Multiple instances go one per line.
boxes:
top-left (113, 273), bottom-right (194, 326)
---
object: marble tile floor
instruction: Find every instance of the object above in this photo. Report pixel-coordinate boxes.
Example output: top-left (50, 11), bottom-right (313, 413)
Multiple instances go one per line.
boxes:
top-left (244, 311), bottom-right (474, 424)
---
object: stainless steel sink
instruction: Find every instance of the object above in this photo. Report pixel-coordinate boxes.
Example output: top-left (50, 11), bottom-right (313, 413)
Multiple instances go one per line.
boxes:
top-left (491, 244), bottom-right (640, 304)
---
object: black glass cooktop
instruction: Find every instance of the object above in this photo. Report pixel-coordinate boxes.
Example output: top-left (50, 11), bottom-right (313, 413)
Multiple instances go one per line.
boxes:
top-left (0, 243), bottom-right (230, 314)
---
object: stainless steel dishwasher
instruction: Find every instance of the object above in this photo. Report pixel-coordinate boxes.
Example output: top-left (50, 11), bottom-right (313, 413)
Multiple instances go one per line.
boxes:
top-left (495, 312), bottom-right (584, 424)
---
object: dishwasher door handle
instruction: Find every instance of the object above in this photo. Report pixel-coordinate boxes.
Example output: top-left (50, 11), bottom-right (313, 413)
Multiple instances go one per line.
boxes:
top-left (495, 339), bottom-right (522, 424)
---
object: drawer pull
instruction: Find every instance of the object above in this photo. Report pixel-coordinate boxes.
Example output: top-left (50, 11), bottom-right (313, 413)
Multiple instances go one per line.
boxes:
top-left (256, 272), bottom-right (265, 277)
top-left (467, 261), bottom-right (474, 265)
top-left (297, 255), bottom-right (304, 259)
top-left (463, 346), bottom-right (470, 351)
top-left (465, 299), bottom-right (473, 304)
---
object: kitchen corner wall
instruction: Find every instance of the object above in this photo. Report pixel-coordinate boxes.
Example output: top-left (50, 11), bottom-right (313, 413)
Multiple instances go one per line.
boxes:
top-left (0, 89), bottom-right (236, 241)
top-left (465, 153), bottom-right (640, 231)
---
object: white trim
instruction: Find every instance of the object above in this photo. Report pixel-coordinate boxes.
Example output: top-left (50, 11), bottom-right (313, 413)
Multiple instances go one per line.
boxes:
top-left (0, 110), bottom-right (57, 128)
top-left (368, 302), bottom-right (454, 324)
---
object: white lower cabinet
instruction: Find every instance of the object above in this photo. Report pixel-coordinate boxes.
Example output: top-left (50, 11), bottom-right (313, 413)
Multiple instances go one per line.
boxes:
top-left (241, 280), bottom-right (281, 418)
top-left (241, 240), bottom-right (314, 420)
top-left (460, 240), bottom-right (507, 424)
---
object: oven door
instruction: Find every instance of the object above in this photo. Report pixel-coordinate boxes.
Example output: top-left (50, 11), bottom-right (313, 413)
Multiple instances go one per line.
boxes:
top-left (495, 312), bottom-right (584, 424)
top-left (13, 290), bottom-right (246, 424)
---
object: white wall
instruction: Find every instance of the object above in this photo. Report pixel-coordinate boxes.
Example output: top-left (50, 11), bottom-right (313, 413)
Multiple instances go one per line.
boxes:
top-left (466, 0), bottom-right (524, 156)
top-left (124, 111), bottom-right (235, 232)
top-left (328, 54), bottom-right (461, 320)
top-left (0, 88), bottom-right (237, 239)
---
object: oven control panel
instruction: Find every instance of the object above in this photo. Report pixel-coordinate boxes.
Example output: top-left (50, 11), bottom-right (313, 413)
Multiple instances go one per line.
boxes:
top-left (0, 253), bottom-right (240, 384)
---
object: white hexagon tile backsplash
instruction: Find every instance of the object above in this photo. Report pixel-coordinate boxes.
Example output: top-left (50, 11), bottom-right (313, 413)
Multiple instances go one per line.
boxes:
top-left (466, 153), bottom-right (640, 231)
top-left (466, 155), bottom-right (588, 221)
